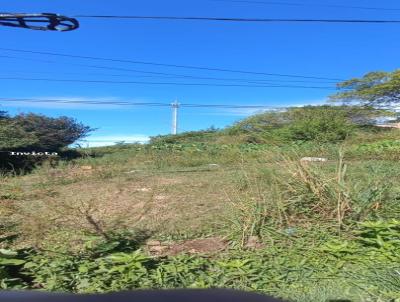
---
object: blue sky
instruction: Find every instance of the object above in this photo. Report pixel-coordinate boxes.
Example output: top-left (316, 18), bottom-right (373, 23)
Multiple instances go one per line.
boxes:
top-left (1, 0), bottom-right (399, 146)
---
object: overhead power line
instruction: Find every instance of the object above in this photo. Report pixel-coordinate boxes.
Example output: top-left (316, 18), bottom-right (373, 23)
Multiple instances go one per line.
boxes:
top-left (0, 98), bottom-right (170, 107)
top-left (0, 67), bottom-right (185, 80)
top-left (0, 47), bottom-right (344, 81)
top-left (0, 98), bottom-right (289, 109)
top-left (1, 98), bottom-right (391, 137)
top-left (0, 98), bottom-right (279, 108)
top-left (0, 98), bottom-right (379, 110)
top-left (0, 76), bottom-right (337, 90)
top-left (74, 14), bottom-right (400, 24)
top-left (181, 103), bottom-right (278, 108)
top-left (210, 0), bottom-right (400, 12)
top-left (0, 53), bottom-right (339, 84)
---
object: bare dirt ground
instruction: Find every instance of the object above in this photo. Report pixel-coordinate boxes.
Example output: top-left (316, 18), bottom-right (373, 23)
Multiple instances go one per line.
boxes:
top-left (145, 237), bottom-right (229, 257)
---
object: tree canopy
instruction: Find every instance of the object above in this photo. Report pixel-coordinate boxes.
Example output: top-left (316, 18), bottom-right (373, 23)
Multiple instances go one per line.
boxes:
top-left (0, 112), bottom-right (93, 172)
top-left (11, 113), bottom-right (93, 151)
top-left (330, 70), bottom-right (400, 107)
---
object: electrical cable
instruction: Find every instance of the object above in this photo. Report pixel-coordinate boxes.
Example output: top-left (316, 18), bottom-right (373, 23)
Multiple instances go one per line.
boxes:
top-left (0, 98), bottom-right (283, 108)
top-left (0, 54), bottom-right (339, 84)
top-left (0, 76), bottom-right (338, 90)
top-left (210, 0), bottom-right (400, 11)
top-left (0, 69), bottom-right (183, 80)
top-left (0, 47), bottom-right (344, 81)
top-left (0, 98), bottom-right (170, 107)
top-left (1, 97), bottom-right (374, 110)
top-left (74, 15), bottom-right (400, 24)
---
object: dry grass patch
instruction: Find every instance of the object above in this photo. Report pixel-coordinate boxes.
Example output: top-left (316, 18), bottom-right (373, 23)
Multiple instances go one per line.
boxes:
top-left (4, 168), bottom-right (235, 250)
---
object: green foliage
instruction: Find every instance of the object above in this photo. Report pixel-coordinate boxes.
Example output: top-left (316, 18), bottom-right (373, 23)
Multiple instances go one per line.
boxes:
top-left (0, 220), bottom-right (397, 301)
top-left (227, 105), bottom-right (390, 143)
top-left (357, 140), bottom-right (400, 153)
top-left (12, 113), bottom-right (93, 151)
top-left (0, 249), bottom-right (26, 266)
top-left (2, 117), bottom-right (400, 301)
top-left (330, 69), bottom-right (400, 106)
top-left (347, 139), bottom-right (400, 161)
top-left (356, 220), bottom-right (400, 250)
top-left (0, 248), bottom-right (27, 289)
top-left (150, 127), bottom-right (220, 145)
top-left (349, 265), bottom-right (400, 301)
top-left (0, 112), bottom-right (93, 172)
top-left (319, 221), bottom-right (400, 300)
top-left (282, 106), bottom-right (355, 142)
top-left (0, 117), bottom-right (38, 150)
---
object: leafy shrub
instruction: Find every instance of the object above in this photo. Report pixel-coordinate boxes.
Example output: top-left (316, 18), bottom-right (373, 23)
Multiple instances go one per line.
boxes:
top-left (0, 221), bottom-right (398, 301)
top-left (356, 220), bottom-right (400, 250)
top-left (0, 248), bottom-right (28, 289)
top-left (0, 112), bottom-right (93, 172)
top-left (357, 140), bottom-right (400, 153)
top-left (228, 105), bottom-right (392, 143)
top-left (11, 113), bottom-right (93, 152)
top-left (150, 127), bottom-right (220, 145)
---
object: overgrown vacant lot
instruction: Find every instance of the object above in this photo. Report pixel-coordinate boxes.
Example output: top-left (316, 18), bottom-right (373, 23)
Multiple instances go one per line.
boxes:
top-left (1, 133), bottom-right (400, 301)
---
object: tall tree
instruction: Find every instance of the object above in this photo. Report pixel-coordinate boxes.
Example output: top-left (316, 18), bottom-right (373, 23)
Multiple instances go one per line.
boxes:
top-left (330, 70), bottom-right (400, 107)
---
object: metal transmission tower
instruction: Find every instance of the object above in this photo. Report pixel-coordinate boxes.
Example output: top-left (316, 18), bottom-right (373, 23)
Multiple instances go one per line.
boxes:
top-left (171, 100), bottom-right (180, 135)
top-left (0, 13), bottom-right (79, 31)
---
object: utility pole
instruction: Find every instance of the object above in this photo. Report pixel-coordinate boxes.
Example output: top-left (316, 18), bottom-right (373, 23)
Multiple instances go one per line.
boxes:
top-left (171, 100), bottom-right (180, 135)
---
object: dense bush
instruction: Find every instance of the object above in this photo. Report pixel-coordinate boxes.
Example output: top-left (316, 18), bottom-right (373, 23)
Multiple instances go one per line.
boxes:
top-left (0, 112), bottom-right (38, 150)
top-left (10, 113), bottom-right (92, 152)
top-left (150, 127), bottom-right (220, 145)
top-left (227, 105), bottom-right (393, 143)
top-left (0, 112), bottom-right (92, 172)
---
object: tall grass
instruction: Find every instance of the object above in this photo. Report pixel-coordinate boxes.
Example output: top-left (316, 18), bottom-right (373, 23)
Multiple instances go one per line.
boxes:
top-left (225, 145), bottom-right (398, 247)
